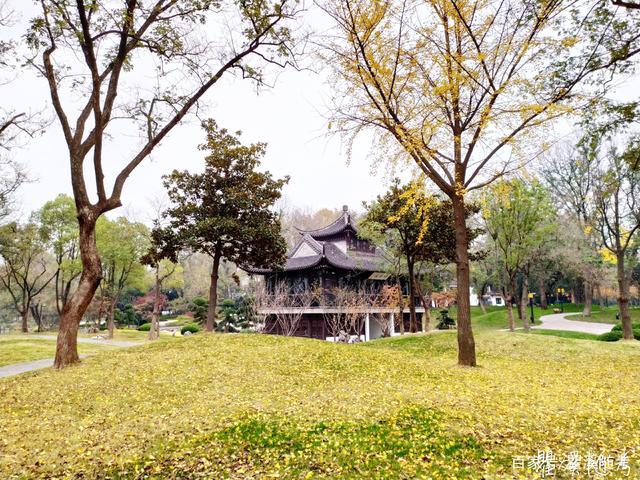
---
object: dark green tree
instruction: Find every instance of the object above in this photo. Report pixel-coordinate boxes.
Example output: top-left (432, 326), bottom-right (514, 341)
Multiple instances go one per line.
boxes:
top-left (163, 121), bottom-right (288, 331)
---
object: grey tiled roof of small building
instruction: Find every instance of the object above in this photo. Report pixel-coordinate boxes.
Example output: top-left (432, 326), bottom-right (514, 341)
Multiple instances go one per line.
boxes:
top-left (242, 207), bottom-right (392, 274)
top-left (295, 211), bottom-right (356, 239)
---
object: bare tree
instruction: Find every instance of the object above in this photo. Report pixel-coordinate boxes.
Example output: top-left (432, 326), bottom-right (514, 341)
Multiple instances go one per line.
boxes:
top-left (24, 1), bottom-right (303, 367)
top-left (321, 0), bottom-right (640, 366)
top-left (267, 281), bottom-right (314, 336)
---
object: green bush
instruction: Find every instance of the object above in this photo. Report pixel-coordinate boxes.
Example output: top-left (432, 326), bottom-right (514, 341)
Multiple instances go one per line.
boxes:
top-left (137, 323), bottom-right (151, 332)
top-left (611, 322), bottom-right (640, 332)
top-left (597, 331), bottom-right (623, 342)
top-left (181, 323), bottom-right (201, 335)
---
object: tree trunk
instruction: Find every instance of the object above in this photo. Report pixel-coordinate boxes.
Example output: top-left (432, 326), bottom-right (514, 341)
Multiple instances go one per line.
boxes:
top-left (396, 279), bottom-right (405, 335)
top-left (206, 251), bottom-right (221, 332)
top-left (20, 310), bottom-right (28, 333)
top-left (539, 278), bottom-right (548, 309)
top-left (107, 298), bottom-right (116, 339)
top-left (478, 292), bottom-right (487, 314)
top-left (415, 280), bottom-right (431, 331)
top-left (522, 276), bottom-right (530, 331)
top-left (452, 196), bottom-right (476, 367)
top-left (570, 288), bottom-right (576, 304)
top-left (55, 215), bottom-right (102, 369)
top-left (616, 253), bottom-right (633, 340)
top-left (505, 291), bottom-right (515, 332)
top-left (148, 267), bottom-right (161, 341)
top-left (407, 260), bottom-right (417, 333)
top-left (517, 280), bottom-right (525, 321)
top-left (596, 284), bottom-right (605, 311)
top-left (582, 279), bottom-right (593, 317)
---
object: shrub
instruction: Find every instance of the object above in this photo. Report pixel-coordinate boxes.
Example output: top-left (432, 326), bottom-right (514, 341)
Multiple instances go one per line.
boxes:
top-left (597, 331), bottom-right (623, 342)
top-left (181, 323), bottom-right (201, 335)
top-left (138, 323), bottom-right (151, 332)
top-left (611, 322), bottom-right (640, 332)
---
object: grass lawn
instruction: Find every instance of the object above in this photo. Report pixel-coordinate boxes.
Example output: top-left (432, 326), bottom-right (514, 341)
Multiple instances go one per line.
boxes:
top-left (0, 336), bottom-right (118, 367)
top-left (1, 328), bottom-right (639, 479)
top-left (567, 306), bottom-right (640, 324)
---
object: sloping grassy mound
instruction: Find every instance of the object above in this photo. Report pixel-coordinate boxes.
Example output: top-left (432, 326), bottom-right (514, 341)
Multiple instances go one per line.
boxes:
top-left (1, 332), bottom-right (639, 478)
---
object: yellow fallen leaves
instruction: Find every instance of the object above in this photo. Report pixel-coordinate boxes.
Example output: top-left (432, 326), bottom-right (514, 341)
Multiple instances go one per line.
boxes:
top-left (0, 331), bottom-right (639, 478)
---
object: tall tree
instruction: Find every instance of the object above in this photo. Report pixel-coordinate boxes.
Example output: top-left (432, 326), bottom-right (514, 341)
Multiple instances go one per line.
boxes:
top-left (163, 120), bottom-right (288, 332)
top-left (25, 0), bottom-right (302, 367)
top-left (96, 217), bottom-right (149, 339)
top-left (36, 194), bottom-right (81, 317)
top-left (592, 142), bottom-right (640, 340)
top-left (362, 178), bottom-right (479, 332)
top-left (0, 221), bottom-right (56, 332)
top-left (321, 0), bottom-right (640, 366)
top-left (482, 180), bottom-right (555, 331)
top-left (541, 142), bottom-right (604, 316)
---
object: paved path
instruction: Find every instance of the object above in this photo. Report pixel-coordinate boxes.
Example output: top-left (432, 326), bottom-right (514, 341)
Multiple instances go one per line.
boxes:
top-left (0, 355), bottom-right (89, 378)
top-left (0, 336), bottom-right (142, 379)
top-left (534, 313), bottom-right (613, 335)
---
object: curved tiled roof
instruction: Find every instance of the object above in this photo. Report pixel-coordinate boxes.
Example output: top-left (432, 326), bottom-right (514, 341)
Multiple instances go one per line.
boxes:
top-left (295, 208), bottom-right (356, 239)
top-left (242, 205), bottom-right (391, 275)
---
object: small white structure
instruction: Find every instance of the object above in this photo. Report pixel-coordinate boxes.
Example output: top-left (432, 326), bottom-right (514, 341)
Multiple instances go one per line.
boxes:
top-left (482, 286), bottom-right (505, 306)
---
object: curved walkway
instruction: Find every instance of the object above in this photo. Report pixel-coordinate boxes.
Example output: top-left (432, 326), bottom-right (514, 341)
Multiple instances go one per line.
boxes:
top-left (0, 336), bottom-right (142, 379)
top-left (534, 312), bottom-right (612, 335)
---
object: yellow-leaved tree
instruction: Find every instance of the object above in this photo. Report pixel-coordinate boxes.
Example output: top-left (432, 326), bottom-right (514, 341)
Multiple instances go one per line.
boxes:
top-left (321, 0), bottom-right (640, 366)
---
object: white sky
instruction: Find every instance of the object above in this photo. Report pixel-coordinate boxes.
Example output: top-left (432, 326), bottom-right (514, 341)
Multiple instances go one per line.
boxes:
top-left (3, 2), bottom-right (398, 224)
top-left (2, 2), bottom-right (638, 224)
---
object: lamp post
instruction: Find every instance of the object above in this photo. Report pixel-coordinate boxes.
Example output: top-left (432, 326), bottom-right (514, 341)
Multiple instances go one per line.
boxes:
top-left (528, 292), bottom-right (535, 325)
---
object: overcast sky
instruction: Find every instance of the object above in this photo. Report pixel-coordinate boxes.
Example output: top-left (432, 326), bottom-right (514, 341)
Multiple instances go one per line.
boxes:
top-left (2, 2), bottom-right (638, 224)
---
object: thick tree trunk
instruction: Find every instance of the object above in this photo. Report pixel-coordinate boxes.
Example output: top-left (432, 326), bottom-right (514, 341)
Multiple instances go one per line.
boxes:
top-left (148, 268), bottom-right (161, 341)
top-left (582, 279), bottom-right (593, 317)
top-left (407, 260), bottom-right (417, 333)
top-left (522, 277), bottom-right (530, 331)
top-left (20, 310), bottom-right (28, 333)
top-left (539, 278), bottom-right (548, 309)
top-left (452, 196), bottom-right (476, 367)
top-left (616, 253), bottom-right (633, 340)
top-left (55, 215), bottom-right (102, 369)
top-left (206, 252), bottom-right (221, 332)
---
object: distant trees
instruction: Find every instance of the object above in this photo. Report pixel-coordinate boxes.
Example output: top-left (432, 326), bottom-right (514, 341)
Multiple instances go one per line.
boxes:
top-left (25, 0), bottom-right (302, 367)
top-left (36, 194), bottom-right (80, 316)
top-left (96, 218), bottom-right (149, 339)
top-left (140, 224), bottom-right (183, 340)
top-left (0, 222), bottom-right (56, 332)
top-left (163, 121), bottom-right (288, 332)
top-left (481, 180), bottom-right (555, 331)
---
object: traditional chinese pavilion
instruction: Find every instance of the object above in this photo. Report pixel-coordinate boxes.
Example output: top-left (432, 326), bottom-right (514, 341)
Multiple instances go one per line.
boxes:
top-left (245, 206), bottom-right (425, 341)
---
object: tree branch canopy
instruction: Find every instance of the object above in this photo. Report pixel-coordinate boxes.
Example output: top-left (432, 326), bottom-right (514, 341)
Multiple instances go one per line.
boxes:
top-left (27, 0), bottom-right (303, 217)
top-left (321, 0), bottom-right (640, 198)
